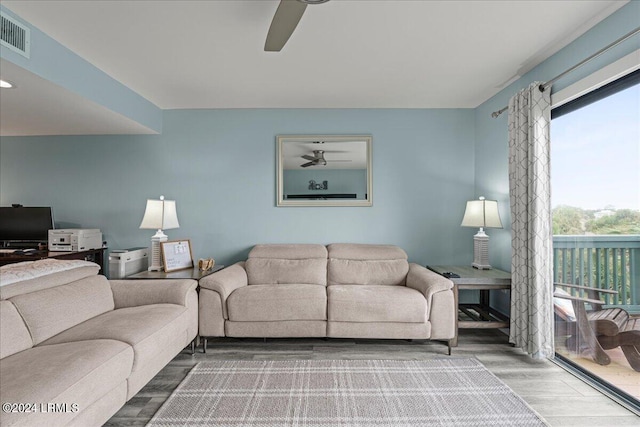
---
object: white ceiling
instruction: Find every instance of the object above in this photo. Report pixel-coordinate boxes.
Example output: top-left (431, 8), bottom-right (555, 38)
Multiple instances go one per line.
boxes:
top-left (0, 0), bottom-right (629, 135)
top-left (0, 59), bottom-right (155, 136)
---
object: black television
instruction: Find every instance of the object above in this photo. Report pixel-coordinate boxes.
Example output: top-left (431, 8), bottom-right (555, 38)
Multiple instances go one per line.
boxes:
top-left (0, 206), bottom-right (54, 248)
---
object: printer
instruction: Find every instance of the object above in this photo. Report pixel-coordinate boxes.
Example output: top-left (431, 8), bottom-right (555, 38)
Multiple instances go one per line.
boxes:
top-left (48, 229), bottom-right (102, 252)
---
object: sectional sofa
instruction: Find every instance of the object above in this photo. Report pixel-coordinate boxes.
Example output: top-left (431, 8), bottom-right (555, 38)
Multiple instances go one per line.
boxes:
top-left (0, 259), bottom-right (198, 427)
top-left (0, 243), bottom-right (456, 426)
top-left (198, 243), bottom-right (456, 351)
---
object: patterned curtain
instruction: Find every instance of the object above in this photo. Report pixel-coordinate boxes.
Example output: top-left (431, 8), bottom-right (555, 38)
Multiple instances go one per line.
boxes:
top-left (508, 82), bottom-right (554, 359)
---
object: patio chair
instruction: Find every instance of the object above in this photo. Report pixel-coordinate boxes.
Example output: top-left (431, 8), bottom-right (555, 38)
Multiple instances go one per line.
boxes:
top-left (554, 282), bottom-right (640, 372)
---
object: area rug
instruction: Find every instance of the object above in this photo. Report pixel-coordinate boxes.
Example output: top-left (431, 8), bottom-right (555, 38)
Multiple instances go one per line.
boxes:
top-left (147, 359), bottom-right (547, 427)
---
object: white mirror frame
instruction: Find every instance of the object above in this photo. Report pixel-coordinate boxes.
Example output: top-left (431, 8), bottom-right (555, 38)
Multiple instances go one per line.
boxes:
top-left (277, 135), bottom-right (373, 207)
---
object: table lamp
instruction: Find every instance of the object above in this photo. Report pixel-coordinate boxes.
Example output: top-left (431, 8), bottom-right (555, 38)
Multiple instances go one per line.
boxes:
top-left (461, 196), bottom-right (503, 270)
top-left (139, 195), bottom-right (180, 271)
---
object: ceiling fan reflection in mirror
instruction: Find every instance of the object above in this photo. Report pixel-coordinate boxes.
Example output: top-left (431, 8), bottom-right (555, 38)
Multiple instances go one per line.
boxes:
top-left (265, 0), bottom-right (331, 52)
top-left (301, 150), bottom-right (351, 168)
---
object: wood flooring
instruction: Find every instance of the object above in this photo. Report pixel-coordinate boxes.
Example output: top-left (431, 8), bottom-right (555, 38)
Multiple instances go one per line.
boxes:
top-left (105, 329), bottom-right (639, 426)
top-left (556, 344), bottom-right (640, 401)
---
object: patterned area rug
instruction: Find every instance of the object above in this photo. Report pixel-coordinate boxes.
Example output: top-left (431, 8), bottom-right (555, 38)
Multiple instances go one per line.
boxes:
top-left (147, 359), bottom-right (547, 427)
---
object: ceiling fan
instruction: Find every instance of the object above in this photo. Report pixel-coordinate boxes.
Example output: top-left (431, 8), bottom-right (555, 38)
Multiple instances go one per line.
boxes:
top-left (265, 0), bottom-right (330, 52)
top-left (300, 150), bottom-right (351, 168)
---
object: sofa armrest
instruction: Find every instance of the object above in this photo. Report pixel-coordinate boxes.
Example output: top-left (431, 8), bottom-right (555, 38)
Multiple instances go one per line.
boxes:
top-left (199, 262), bottom-right (248, 296)
top-left (199, 262), bottom-right (248, 318)
top-left (406, 263), bottom-right (453, 314)
top-left (109, 279), bottom-right (197, 309)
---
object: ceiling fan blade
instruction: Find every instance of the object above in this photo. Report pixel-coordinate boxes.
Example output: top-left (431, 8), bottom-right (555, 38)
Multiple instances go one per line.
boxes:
top-left (265, 0), bottom-right (307, 52)
top-left (301, 161), bottom-right (315, 168)
top-left (301, 154), bottom-right (316, 161)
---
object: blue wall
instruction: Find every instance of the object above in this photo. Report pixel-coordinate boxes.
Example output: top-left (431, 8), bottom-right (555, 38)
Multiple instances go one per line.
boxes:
top-left (473, 1), bottom-right (640, 312)
top-left (0, 109), bottom-right (476, 266)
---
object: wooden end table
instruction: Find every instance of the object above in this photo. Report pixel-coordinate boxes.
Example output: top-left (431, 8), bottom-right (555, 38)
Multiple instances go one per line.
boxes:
top-left (427, 265), bottom-right (511, 346)
top-left (126, 264), bottom-right (225, 280)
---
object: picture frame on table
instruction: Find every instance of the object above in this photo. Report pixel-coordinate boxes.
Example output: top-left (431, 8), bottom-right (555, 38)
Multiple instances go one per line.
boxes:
top-left (161, 240), bottom-right (194, 272)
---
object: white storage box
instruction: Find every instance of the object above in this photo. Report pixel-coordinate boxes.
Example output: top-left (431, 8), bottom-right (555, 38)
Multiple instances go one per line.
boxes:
top-left (109, 247), bottom-right (148, 279)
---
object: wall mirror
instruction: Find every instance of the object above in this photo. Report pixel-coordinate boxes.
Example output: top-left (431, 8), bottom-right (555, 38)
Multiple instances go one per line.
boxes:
top-left (277, 135), bottom-right (372, 207)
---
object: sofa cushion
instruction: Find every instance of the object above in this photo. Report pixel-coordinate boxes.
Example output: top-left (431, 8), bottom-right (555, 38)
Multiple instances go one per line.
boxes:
top-left (65, 383), bottom-right (127, 427)
top-left (249, 244), bottom-right (328, 259)
top-left (327, 244), bottom-right (409, 286)
top-left (40, 304), bottom-right (189, 372)
top-left (246, 244), bottom-right (328, 286)
top-left (0, 339), bottom-right (132, 427)
top-left (0, 259), bottom-right (100, 300)
top-left (0, 301), bottom-right (32, 359)
top-left (228, 284), bottom-right (327, 321)
top-left (9, 275), bottom-right (115, 345)
top-left (327, 285), bottom-right (427, 323)
top-left (327, 244), bottom-right (408, 261)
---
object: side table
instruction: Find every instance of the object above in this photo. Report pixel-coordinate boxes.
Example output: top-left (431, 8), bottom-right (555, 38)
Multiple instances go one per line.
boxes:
top-left (427, 265), bottom-right (511, 346)
top-left (126, 265), bottom-right (225, 281)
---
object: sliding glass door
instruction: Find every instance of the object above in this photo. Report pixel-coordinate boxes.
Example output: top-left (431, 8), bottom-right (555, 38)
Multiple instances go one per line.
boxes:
top-left (550, 70), bottom-right (639, 404)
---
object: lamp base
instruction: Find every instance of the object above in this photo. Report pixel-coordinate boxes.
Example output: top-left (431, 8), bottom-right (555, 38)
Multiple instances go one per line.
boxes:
top-left (148, 230), bottom-right (168, 271)
top-left (472, 230), bottom-right (492, 270)
top-left (472, 262), bottom-right (492, 270)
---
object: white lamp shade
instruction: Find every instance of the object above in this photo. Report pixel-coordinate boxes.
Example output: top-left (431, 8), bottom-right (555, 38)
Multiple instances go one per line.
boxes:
top-left (461, 198), bottom-right (503, 229)
top-left (139, 199), bottom-right (180, 230)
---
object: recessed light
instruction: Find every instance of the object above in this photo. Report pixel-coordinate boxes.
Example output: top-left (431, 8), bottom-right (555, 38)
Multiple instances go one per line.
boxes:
top-left (0, 79), bottom-right (15, 89)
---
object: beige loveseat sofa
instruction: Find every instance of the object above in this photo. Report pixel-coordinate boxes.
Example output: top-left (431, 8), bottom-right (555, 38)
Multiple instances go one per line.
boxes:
top-left (199, 243), bottom-right (456, 351)
top-left (0, 259), bottom-right (198, 427)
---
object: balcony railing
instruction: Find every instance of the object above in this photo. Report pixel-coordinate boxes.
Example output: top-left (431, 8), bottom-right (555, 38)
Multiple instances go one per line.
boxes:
top-left (553, 235), bottom-right (640, 313)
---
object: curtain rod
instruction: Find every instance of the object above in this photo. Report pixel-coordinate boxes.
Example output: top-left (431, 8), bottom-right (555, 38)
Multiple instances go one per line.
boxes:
top-left (491, 26), bottom-right (640, 118)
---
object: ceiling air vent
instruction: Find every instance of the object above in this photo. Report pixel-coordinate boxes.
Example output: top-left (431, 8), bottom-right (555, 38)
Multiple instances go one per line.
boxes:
top-left (0, 12), bottom-right (30, 58)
